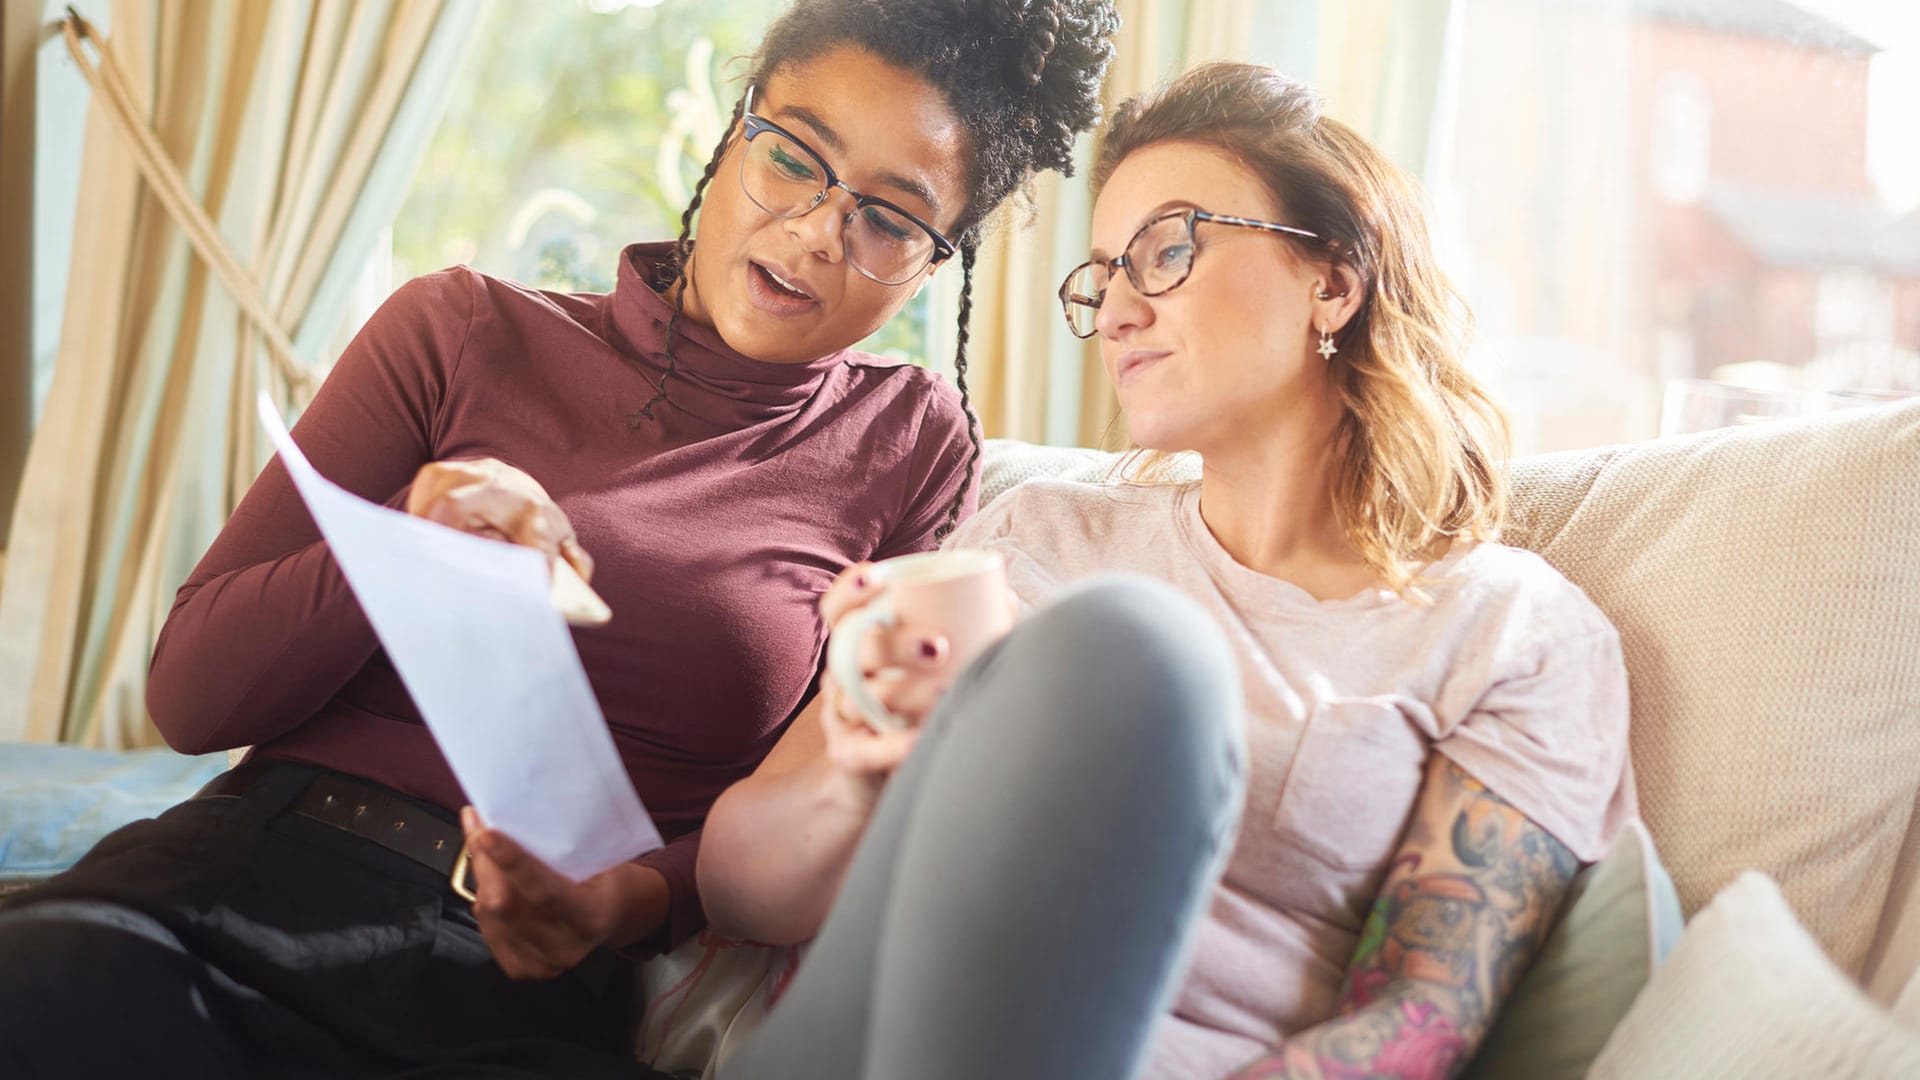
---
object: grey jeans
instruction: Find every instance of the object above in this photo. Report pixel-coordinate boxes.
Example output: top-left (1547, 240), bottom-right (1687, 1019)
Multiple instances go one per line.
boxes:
top-left (721, 575), bottom-right (1247, 1080)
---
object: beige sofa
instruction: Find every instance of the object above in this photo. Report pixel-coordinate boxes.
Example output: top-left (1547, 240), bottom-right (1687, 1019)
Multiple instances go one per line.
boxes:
top-left (978, 399), bottom-right (1920, 1076)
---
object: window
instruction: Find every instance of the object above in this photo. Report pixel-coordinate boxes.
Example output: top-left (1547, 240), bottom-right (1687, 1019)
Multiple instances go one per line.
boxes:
top-left (372, 0), bottom-right (1920, 451)
top-left (1439, 0), bottom-right (1920, 452)
top-left (1652, 71), bottom-right (1709, 204)
top-left (381, 0), bottom-right (930, 365)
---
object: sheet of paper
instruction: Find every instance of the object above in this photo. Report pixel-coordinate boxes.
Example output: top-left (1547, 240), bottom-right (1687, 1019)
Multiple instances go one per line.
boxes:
top-left (256, 393), bottom-right (661, 880)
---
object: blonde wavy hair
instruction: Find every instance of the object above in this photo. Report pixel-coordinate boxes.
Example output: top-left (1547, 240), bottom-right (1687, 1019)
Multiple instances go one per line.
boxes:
top-left (1094, 62), bottom-right (1510, 599)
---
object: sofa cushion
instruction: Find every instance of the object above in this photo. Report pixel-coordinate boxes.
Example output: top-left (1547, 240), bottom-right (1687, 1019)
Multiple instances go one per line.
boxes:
top-left (1899, 964), bottom-right (1920, 1031)
top-left (1869, 807), bottom-right (1920, 1004)
top-left (1462, 819), bottom-right (1683, 1080)
top-left (980, 439), bottom-right (1152, 502)
top-left (1503, 401), bottom-right (1920, 977)
top-left (0, 744), bottom-right (226, 883)
top-left (1588, 872), bottom-right (1920, 1078)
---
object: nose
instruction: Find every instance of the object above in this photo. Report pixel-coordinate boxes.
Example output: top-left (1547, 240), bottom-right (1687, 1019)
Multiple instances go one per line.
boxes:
top-left (1094, 266), bottom-right (1153, 340)
top-left (784, 186), bottom-right (855, 265)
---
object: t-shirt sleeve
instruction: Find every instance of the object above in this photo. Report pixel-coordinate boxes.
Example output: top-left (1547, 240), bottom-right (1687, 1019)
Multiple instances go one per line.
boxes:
top-left (1433, 623), bottom-right (1637, 863)
top-left (941, 483), bottom-right (1063, 616)
top-left (870, 379), bottom-right (977, 561)
top-left (145, 268), bottom-right (476, 754)
top-left (943, 477), bottom-right (1016, 550)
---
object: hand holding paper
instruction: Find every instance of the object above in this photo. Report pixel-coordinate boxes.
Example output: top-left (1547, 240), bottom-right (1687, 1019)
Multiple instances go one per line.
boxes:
top-left (401, 455), bottom-right (612, 627)
top-left (257, 393), bottom-right (660, 880)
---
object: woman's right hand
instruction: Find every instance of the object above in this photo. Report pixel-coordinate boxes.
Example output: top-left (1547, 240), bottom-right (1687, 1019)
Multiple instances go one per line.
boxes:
top-left (405, 458), bottom-right (594, 582)
top-left (815, 563), bottom-right (954, 807)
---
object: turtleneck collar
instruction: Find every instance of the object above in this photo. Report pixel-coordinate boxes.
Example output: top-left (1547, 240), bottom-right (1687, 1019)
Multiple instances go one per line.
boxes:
top-left (604, 242), bottom-right (847, 425)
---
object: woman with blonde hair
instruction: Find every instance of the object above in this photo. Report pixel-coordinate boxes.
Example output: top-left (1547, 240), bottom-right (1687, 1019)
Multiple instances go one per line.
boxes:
top-left (700, 61), bottom-right (1635, 1080)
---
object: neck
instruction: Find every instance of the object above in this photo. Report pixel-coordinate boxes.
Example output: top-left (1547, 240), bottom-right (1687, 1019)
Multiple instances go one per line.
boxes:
top-left (1193, 403), bottom-right (1374, 591)
top-left (665, 252), bottom-right (704, 326)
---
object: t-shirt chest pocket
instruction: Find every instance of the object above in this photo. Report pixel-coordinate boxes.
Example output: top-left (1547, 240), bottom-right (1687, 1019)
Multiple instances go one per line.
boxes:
top-left (1270, 698), bottom-right (1431, 885)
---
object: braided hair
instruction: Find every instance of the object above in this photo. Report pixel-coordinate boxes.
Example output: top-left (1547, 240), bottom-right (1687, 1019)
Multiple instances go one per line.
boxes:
top-left (641, 0), bottom-right (1119, 538)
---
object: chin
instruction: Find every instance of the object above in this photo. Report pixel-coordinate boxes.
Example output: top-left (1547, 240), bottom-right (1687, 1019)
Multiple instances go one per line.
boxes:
top-left (709, 305), bottom-right (814, 365)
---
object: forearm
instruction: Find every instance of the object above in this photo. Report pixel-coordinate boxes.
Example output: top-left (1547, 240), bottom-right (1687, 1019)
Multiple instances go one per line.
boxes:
top-left (150, 273), bottom-right (467, 751)
top-left (147, 535), bottom-right (382, 753)
top-left (1230, 988), bottom-right (1480, 1080)
top-left (1233, 757), bottom-right (1578, 1080)
top-left (599, 862), bottom-right (673, 950)
top-left (697, 750), bottom-right (873, 944)
top-left (623, 830), bottom-right (706, 955)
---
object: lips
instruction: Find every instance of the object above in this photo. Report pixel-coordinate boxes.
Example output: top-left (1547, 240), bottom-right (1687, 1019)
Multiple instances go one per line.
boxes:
top-left (1114, 349), bottom-right (1170, 384)
top-left (743, 258), bottom-right (823, 319)
top-left (752, 260), bottom-right (815, 301)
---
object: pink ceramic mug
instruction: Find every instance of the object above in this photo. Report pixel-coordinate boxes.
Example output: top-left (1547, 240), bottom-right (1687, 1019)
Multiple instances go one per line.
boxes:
top-left (826, 549), bottom-right (1013, 733)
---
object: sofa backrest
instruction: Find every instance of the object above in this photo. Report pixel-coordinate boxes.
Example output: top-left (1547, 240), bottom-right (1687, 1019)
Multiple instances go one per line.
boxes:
top-left (1503, 401), bottom-right (1920, 987)
top-left (978, 399), bottom-right (1920, 991)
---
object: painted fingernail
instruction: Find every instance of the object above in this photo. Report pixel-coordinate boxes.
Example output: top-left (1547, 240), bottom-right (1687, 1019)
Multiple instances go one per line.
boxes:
top-left (919, 639), bottom-right (940, 659)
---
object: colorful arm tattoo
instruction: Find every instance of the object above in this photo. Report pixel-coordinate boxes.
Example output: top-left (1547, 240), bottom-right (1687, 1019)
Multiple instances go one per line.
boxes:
top-left (1227, 756), bottom-right (1579, 1080)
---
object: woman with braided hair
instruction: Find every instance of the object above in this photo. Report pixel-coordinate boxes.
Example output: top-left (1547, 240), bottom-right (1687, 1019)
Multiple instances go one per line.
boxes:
top-left (0, 2), bottom-right (1117, 1077)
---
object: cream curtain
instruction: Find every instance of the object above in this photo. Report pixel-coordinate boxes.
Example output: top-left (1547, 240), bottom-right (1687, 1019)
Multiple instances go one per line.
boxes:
top-left (1311, 0), bottom-right (1460, 183)
top-left (0, 0), bottom-right (482, 747)
top-left (959, 0), bottom-right (1457, 449)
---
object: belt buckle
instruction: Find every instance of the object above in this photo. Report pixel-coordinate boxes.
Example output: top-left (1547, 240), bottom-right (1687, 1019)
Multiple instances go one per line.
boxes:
top-left (449, 842), bottom-right (478, 902)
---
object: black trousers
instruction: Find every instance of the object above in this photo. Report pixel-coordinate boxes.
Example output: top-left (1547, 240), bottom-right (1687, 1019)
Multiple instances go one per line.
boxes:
top-left (0, 761), bottom-right (658, 1079)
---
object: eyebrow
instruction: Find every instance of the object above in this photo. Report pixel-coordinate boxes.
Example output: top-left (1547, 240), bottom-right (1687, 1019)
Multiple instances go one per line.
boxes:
top-left (775, 105), bottom-right (945, 219)
top-left (1090, 200), bottom-right (1201, 260)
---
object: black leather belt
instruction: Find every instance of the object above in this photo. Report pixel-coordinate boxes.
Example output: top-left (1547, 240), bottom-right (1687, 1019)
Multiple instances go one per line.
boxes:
top-left (197, 766), bottom-right (477, 900)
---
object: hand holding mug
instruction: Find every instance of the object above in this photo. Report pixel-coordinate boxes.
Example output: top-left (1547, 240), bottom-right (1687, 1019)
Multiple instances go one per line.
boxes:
top-left (823, 550), bottom-right (1016, 735)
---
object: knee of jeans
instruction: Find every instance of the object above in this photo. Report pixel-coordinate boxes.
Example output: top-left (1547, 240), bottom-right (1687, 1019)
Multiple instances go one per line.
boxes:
top-left (0, 903), bottom-right (183, 995)
top-left (1020, 575), bottom-right (1246, 793)
top-left (0, 910), bottom-right (116, 1010)
top-left (0, 905), bottom-right (225, 1070)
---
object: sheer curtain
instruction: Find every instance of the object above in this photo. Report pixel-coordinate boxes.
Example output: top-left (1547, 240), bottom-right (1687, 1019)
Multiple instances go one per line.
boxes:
top-left (0, 0), bottom-right (483, 747)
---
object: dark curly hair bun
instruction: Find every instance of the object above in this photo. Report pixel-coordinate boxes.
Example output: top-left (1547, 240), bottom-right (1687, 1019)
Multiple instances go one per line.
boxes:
top-left (984, 0), bottom-right (1118, 183)
top-left (998, 0), bottom-right (1060, 86)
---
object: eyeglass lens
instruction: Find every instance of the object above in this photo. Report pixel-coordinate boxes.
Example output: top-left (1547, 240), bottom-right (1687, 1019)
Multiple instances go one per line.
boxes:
top-left (1060, 214), bottom-right (1196, 336)
top-left (741, 127), bottom-right (935, 285)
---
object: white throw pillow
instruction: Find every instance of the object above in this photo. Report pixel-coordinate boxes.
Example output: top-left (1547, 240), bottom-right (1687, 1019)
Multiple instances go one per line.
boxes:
top-left (1589, 872), bottom-right (1920, 1078)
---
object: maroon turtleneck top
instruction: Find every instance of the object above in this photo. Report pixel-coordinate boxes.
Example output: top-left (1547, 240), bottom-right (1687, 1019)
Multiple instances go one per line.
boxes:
top-left (147, 242), bottom-right (975, 951)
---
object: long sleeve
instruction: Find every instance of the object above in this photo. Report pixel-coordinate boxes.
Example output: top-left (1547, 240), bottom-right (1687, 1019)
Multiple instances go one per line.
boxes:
top-left (146, 269), bottom-right (476, 753)
top-left (625, 828), bottom-right (706, 957)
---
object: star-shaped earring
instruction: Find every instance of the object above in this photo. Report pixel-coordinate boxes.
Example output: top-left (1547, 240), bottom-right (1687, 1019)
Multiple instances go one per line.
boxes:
top-left (1317, 328), bottom-right (1338, 359)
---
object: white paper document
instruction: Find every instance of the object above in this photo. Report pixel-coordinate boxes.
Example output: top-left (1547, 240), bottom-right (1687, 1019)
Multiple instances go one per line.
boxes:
top-left (256, 393), bottom-right (662, 880)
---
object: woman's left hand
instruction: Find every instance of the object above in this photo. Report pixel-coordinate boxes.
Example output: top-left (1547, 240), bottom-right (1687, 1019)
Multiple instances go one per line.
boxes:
top-left (459, 807), bottom-right (668, 979)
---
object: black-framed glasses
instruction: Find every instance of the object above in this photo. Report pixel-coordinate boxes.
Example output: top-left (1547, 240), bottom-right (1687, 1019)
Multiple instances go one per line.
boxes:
top-left (1057, 208), bottom-right (1329, 338)
top-left (737, 85), bottom-right (956, 287)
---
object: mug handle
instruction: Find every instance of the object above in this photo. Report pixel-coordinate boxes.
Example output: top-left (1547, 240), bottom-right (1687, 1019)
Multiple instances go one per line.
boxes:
top-left (825, 594), bottom-right (909, 734)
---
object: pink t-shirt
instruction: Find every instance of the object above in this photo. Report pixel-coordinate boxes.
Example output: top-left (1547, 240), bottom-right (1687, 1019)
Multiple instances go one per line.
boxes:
top-left (948, 479), bottom-right (1636, 1079)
